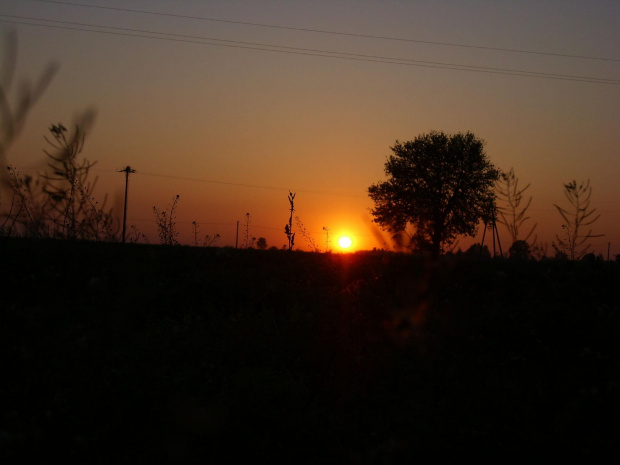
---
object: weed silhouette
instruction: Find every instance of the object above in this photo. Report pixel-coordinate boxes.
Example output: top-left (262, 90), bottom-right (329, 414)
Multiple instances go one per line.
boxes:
top-left (153, 194), bottom-right (180, 245)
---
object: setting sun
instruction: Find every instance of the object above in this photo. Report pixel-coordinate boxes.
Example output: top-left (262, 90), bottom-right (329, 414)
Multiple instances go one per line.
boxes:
top-left (338, 236), bottom-right (352, 249)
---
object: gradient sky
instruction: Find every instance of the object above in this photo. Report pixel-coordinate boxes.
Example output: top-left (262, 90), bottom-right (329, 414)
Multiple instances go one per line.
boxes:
top-left (1, 0), bottom-right (619, 254)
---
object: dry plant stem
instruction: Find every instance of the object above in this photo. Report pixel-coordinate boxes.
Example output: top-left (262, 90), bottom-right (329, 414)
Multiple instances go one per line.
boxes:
top-left (0, 34), bottom-right (115, 240)
top-left (192, 221), bottom-right (199, 247)
top-left (6, 165), bottom-right (47, 237)
top-left (553, 180), bottom-right (603, 260)
top-left (0, 190), bottom-right (20, 235)
top-left (322, 226), bottom-right (330, 252)
top-left (285, 192), bottom-right (295, 250)
top-left (27, 121), bottom-right (116, 240)
top-left (3, 124), bottom-right (115, 240)
top-left (0, 30), bottom-right (59, 186)
top-left (191, 220), bottom-right (219, 247)
top-left (495, 167), bottom-right (537, 244)
top-left (127, 224), bottom-right (148, 244)
top-left (244, 213), bottom-right (255, 249)
top-left (296, 216), bottom-right (320, 252)
top-left (153, 195), bottom-right (180, 245)
top-left (203, 233), bottom-right (220, 247)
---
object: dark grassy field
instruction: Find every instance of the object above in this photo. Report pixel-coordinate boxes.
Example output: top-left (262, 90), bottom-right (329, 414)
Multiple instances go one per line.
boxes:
top-left (1, 237), bottom-right (619, 463)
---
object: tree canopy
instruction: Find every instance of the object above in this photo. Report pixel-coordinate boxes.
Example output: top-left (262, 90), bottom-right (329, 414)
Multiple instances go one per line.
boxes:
top-left (368, 131), bottom-right (500, 256)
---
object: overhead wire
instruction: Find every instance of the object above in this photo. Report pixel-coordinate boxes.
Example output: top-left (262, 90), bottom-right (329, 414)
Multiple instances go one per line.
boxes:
top-left (1, 15), bottom-right (618, 85)
top-left (28, 0), bottom-right (620, 63)
top-left (14, 165), bottom-right (367, 197)
top-left (14, 166), bottom-right (620, 214)
top-left (135, 170), bottom-right (365, 197)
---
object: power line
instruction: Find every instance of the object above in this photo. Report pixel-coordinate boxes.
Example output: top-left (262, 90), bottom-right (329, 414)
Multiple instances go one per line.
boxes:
top-left (14, 165), bottom-right (366, 197)
top-left (9, 165), bottom-right (367, 197)
top-left (127, 217), bottom-right (237, 226)
top-left (1, 15), bottom-right (618, 85)
top-left (135, 170), bottom-right (366, 198)
top-left (6, 14), bottom-right (620, 84)
top-left (28, 0), bottom-right (620, 63)
top-left (16, 166), bottom-right (620, 212)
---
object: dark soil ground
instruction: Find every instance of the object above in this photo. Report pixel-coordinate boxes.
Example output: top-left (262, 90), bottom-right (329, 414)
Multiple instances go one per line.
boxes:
top-left (1, 237), bottom-right (619, 463)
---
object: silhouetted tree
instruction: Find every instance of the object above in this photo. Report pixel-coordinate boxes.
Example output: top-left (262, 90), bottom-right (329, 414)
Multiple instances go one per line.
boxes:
top-left (368, 131), bottom-right (499, 257)
top-left (256, 237), bottom-right (268, 250)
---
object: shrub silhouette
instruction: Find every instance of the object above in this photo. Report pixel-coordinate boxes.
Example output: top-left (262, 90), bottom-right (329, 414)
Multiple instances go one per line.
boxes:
top-left (3, 120), bottom-right (117, 240)
top-left (509, 240), bottom-right (531, 260)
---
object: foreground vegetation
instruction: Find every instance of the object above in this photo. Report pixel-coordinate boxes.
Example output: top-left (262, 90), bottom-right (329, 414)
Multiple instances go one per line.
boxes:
top-left (1, 237), bottom-right (619, 462)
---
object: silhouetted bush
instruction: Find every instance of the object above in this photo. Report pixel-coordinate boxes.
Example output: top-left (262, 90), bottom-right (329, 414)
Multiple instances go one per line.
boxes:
top-left (509, 239), bottom-right (531, 260)
top-left (464, 242), bottom-right (491, 259)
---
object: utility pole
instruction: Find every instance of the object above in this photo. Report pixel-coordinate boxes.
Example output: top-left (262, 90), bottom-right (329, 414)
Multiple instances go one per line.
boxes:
top-left (235, 221), bottom-right (239, 248)
top-left (119, 166), bottom-right (136, 243)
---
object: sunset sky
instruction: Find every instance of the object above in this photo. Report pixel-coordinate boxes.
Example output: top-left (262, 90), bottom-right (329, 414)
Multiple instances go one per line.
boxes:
top-left (1, 0), bottom-right (619, 255)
